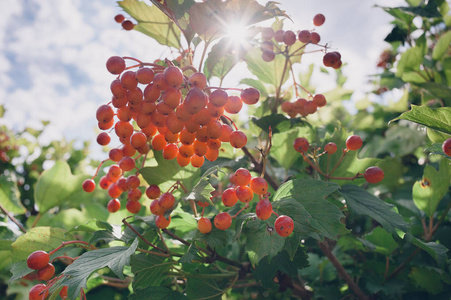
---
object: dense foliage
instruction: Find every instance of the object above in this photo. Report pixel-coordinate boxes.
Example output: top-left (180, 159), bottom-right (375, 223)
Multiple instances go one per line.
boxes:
top-left (1, 0), bottom-right (451, 299)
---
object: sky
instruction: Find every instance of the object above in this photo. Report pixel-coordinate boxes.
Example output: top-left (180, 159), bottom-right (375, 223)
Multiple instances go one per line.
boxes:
top-left (0, 0), bottom-right (405, 161)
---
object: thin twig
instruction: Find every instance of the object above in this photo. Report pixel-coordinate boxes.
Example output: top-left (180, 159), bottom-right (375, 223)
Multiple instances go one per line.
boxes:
top-left (0, 202), bottom-right (26, 232)
top-left (318, 240), bottom-right (369, 300)
top-left (122, 217), bottom-right (167, 253)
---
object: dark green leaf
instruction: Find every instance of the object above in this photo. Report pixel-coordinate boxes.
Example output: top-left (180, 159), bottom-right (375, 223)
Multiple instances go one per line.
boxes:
top-left (409, 266), bottom-right (445, 294)
top-left (251, 114), bottom-right (309, 134)
top-left (340, 185), bottom-right (409, 235)
top-left (410, 236), bottom-right (448, 267)
top-left (60, 239), bottom-right (139, 299)
top-left (359, 227), bottom-right (398, 256)
top-left (131, 253), bottom-right (174, 289)
top-left (182, 166), bottom-right (222, 205)
top-left (243, 217), bottom-right (286, 266)
top-left (390, 105), bottom-right (451, 135)
top-left (129, 286), bottom-right (188, 300)
top-left (180, 244), bottom-right (201, 264)
top-left (384, 25), bottom-right (408, 43)
top-left (273, 179), bottom-right (347, 240)
top-left (195, 226), bottom-right (229, 249)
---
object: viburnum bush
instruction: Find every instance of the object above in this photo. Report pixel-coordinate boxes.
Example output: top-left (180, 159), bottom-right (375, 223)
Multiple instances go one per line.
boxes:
top-left (3, 1), bottom-right (451, 299)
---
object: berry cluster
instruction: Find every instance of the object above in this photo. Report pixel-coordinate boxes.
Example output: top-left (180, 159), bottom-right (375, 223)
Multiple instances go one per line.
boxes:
top-left (195, 168), bottom-right (294, 237)
top-left (26, 250), bottom-right (68, 300)
top-left (114, 14), bottom-right (135, 31)
top-left (83, 56), bottom-right (260, 214)
top-left (293, 135), bottom-right (385, 184)
top-left (259, 13), bottom-right (341, 70)
top-left (281, 94), bottom-right (327, 118)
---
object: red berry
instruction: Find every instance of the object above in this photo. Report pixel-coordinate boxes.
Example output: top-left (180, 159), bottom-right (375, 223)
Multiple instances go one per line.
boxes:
top-left (59, 286), bottom-right (68, 298)
top-left (233, 168), bottom-right (252, 186)
top-left (346, 135), bottom-right (363, 151)
top-left (274, 215), bottom-right (294, 237)
top-left (198, 217), bottom-right (212, 234)
top-left (108, 199), bottom-right (121, 213)
top-left (97, 132), bottom-right (111, 146)
top-left (442, 138), bottom-right (451, 156)
top-left (313, 13), bottom-right (326, 26)
top-left (222, 188), bottom-right (238, 207)
top-left (262, 50), bottom-right (275, 62)
top-left (312, 94), bottom-right (327, 107)
top-left (256, 199), bottom-right (273, 220)
top-left (274, 30), bottom-right (284, 42)
top-left (235, 186), bottom-right (254, 203)
top-left (155, 215), bottom-right (171, 229)
top-left (126, 200), bottom-right (141, 214)
top-left (240, 88), bottom-right (260, 105)
top-left (293, 137), bottom-right (309, 153)
top-left (29, 284), bottom-right (49, 300)
top-left (283, 30), bottom-right (296, 46)
top-left (122, 20), bottom-right (134, 31)
top-left (114, 14), bottom-right (125, 23)
top-left (229, 131), bottom-right (247, 148)
top-left (324, 142), bottom-right (337, 154)
top-left (214, 212), bottom-right (232, 230)
top-left (82, 179), bottom-right (96, 193)
top-left (189, 72), bottom-right (207, 89)
top-left (250, 177), bottom-right (268, 195)
top-left (150, 199), bottom-right (165, 215)
top-left (159, 192), bottom-right (175, 210)
top-left (298, 30), bottom-right (311, 43)
top-left (311, 32), bottom-right (321, 44)
top-left (364, 166), bottom-right (384, 183)
top-left (146, 185), bottom-right (161, 199)
top-left (106, 56), bottom-right (126, 75)
top-left (27, 251), bottom-right (50, 270)
top-left (224, 95), bottom-right (243, 114)
top-left (261, 27), bottom-right (274, 40)
top-left (37, 263), bottom-right (55, 281)
top-left (323, 52), bottom-right (340, 68)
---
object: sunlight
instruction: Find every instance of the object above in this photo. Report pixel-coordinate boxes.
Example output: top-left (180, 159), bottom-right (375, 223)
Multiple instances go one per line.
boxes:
top-left (225, 22), bottom-right (250, 44)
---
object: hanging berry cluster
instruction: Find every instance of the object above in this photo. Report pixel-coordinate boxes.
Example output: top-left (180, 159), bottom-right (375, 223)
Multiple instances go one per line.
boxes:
top-left (83, 56), bottom-right (260, 214)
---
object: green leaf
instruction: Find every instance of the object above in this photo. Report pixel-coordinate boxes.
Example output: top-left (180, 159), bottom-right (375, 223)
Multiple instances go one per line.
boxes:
top-left (195, 226), bottom-right (229, 249)
top-left (130, 253), bottom-right (174, 289)
top-left (244, 217), bottom-right (285, 266)
top-left (244, 43), bottom-right (301, 88)
top-left (395, 46), bottom-right (423, 78)
top-left (273, 179), bottom-right (347, 240)
top-left (390, 105), bottom-right (451, 135)
top-left (319, 126), bottom-right (381, 185)
top-left (182, 166), bottom-right (221, 205)
top-left (240, 78), bottom-right (268, 97)
top-left (409, 266), bottom-right (445, 294)
top-left (251, 114), bottom-right (309, 134)
top-left (340, 185), bottom-right (409, 235)
top-left (203, 37), bottom-right (244, 80)
top-left (271, 126), bottom-right (314, 170)
top-left (129, 286), bottom-right (188, 300)
top-left (168, 212), bottom-right (197, 234)
top-left (0, 174), bottom-right (26, 214)
top-left (415, 82), bottom-right (451, 101)
top-left (118, 0), bottom-right (181, 49)
top-left (34, 161), bottom-right (83, 213)
top-left (410, 236), bottom-right (448, 267)
top-left (60, 239), bottom-right (138, 299)
top-left (180, 244), bottom-right (201, 264)
top-left (412, 159), bottom-right (450, 217)
top-left (359, 227), bottom-right (398, 256)
top-left (432, 31), bottom-right (451, 60)
top-left (140, 151), bottom-right (200, 195)
top-left (10, 227), bottom-right (74, 263)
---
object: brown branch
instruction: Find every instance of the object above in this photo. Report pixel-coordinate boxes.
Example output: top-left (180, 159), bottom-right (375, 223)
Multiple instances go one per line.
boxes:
top-left (386, 248), bottom-right (420, 280)
top-left (242, 146), bottom-right (279, 190)
top-left (0, 202), bottom-right (26, 232)
top-left (318, 240), bottom-right (369, 300)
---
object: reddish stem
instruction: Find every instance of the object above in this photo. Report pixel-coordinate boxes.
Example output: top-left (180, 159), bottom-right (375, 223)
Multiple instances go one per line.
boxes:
top-left (48, 241), bottom-right (92, 256)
